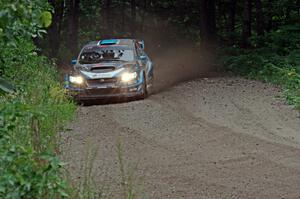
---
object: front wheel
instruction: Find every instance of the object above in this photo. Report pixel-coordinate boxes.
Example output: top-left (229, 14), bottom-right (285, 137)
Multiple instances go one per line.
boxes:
top-left (139, 74), bottom-right (148, 99)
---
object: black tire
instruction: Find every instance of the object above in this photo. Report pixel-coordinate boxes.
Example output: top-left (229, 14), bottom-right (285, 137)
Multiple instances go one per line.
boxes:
top-left (148, 74), bottom-right (154, 95)
top-left (140, 73), bottom-right (148, 99)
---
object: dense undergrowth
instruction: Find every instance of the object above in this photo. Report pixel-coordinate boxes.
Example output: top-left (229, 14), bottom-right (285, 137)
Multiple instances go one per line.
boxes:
top-left (0, 40), bottom-right (76, 198)
top-left (221, 25), bottom-right (300, 110)
top-left (0, 1), bottom-right (76, 198)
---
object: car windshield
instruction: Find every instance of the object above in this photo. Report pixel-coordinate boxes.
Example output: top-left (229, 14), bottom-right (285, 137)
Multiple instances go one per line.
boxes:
top-left (79, 45), bottom-right (134, 64)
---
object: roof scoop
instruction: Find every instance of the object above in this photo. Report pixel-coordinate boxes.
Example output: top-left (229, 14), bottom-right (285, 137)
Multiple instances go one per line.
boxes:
top-left (98, 39), bottom-right (119, 45)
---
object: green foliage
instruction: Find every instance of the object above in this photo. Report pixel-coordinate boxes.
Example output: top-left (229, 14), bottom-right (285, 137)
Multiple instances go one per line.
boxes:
top-left (40, 11), bottom-right (53, 28)
top-left (0, 38), bottom-right (76, 199)
top-left (0, 0), bottom-right (76, 198)
top-left (221, 25), bottom-right (300, 110)
top-left (0, 0), bottom-right (51, 42)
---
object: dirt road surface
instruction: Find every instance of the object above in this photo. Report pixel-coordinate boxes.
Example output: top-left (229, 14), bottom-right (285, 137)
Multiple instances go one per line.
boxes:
top-left (62, 77), bottom-right (300, 198)
top-left (61, 45), bottom-right (300, 198)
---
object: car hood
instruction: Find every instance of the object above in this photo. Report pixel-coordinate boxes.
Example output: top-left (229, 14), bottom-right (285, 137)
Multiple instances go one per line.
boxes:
top-left (78, 61), bottom-right (136, 70)
top-left (76, 61), bottom-right (137, 79)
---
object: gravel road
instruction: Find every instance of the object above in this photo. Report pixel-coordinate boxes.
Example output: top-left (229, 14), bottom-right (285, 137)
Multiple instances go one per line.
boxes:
top-left (62, 75), bottom-right (300, 199)
top-left (61, 42), bottom-right (300, 198)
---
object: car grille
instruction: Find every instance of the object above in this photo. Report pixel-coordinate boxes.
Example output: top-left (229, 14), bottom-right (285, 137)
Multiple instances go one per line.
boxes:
top-left (90, 66), bottom-right (115, 72)
top-left (86, 88), bottom-right (124, 95)
top-left (86, 78), bottom-right (118, 85)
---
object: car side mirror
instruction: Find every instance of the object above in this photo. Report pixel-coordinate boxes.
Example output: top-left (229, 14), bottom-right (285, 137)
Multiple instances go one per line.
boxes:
top-left (71, 59), bottom-right (77, 65)
top-left (140, 55), bottom-right (147, 60)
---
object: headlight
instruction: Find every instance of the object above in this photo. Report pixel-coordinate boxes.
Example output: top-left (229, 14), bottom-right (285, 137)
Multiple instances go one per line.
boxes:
top-left (121, 72), bottom-right (137, 82)
top-left (69, 76), bottom-right (84, 84)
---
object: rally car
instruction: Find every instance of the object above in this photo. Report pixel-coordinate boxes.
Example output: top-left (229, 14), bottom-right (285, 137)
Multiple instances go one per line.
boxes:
top-left (64, 39), bottom-right (154, 101)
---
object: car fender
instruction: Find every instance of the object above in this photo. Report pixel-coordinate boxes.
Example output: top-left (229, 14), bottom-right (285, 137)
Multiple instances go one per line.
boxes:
top-left (146, 61), bottom-right (154, 80)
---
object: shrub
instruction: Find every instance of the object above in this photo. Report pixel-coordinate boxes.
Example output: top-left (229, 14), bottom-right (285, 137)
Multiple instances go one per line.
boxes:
top-left (220, 25), bottom-right (300, 110)
top-left (0, 38), bottom-right (76, 198)
top-left (0, 1), bottom-right (76, 197)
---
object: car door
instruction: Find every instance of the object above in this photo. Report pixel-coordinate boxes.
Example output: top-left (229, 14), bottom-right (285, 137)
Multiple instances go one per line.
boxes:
top-left (135, 42), bottom-right (146, 68)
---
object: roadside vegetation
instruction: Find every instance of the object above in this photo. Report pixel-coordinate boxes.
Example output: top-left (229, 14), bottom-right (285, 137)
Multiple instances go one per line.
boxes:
top-left (216, 0), bottom-right (300, 110)
top-left (68, 141), bottom-right (145, 199)
top-left (221, 25), bottom-right (300, 110)
top-left (0, 1), bottom-right (76, 198)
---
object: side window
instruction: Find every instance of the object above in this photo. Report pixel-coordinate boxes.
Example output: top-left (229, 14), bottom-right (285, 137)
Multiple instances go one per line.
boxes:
top-left (135, 42), bottom-right (143, 57)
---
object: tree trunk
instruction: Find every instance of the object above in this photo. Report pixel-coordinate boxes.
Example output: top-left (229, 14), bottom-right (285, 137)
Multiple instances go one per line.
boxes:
top-left (73, 0), bottom-right (80, 52)
top-left (266, 0), bottom-right (273, 32)
top-left (121, 0), bottom-right (125, 33)
top-left (131, 0), bottom-right (137, 37)
top-left (241, 0), bottom-right (252, 48)
top-left (199, 0), bottom-right (217, 48)
top-left (48, 0), bottom-right (64, 58)
top-left (67, 0), bottom-right (80, 54)
top-left (228, 0), bottom-right (237, 45)
top-left (255, 0), bottom-right (264, 36)
top-left (297, 0), bottom-right (300, 23)
top-left (144, 0), bottom-right (148, 11)
top-left (103, 0), bottom-right (112, 38)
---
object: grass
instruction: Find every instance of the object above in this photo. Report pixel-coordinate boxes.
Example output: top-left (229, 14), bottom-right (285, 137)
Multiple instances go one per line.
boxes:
top-left (64, 140), bottom-right (147, 199)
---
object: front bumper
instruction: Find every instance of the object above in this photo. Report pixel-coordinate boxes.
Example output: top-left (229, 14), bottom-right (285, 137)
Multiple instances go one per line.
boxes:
top-left (65, 77), bottom-right (144, 100)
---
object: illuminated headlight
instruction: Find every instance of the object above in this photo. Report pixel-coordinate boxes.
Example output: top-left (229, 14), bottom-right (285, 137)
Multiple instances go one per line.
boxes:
top-left (69, 76), bottom-right (84, 84)
top-left (121, 72), bottom-right (138, 82)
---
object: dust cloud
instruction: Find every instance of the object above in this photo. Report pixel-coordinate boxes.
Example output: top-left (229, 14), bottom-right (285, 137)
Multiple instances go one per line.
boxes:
top-left (135, 22), bottom-right (217, 92)
top-left (148, 42), bottom-right (216, 92)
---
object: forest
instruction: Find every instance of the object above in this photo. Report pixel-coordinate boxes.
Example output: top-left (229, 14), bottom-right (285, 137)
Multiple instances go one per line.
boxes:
top-left (43, 0), bottom-right (300, 53)
top-left (0, 0), bottom-right (299, 198)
